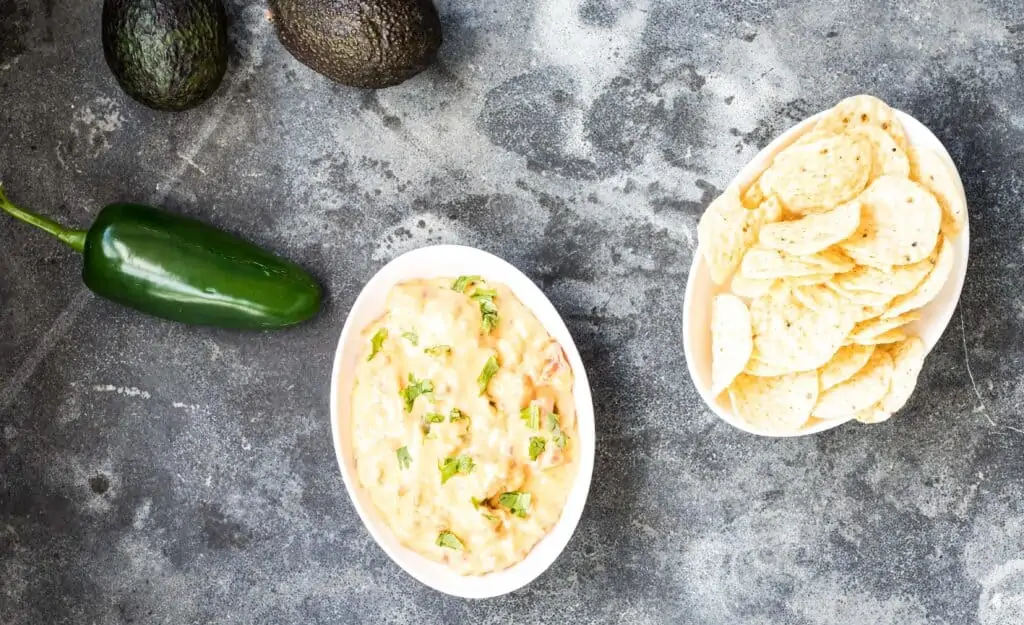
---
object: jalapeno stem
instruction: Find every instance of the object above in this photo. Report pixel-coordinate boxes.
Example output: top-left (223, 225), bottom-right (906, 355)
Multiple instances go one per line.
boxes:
top-left (0, 184), bottom-right (86, 253)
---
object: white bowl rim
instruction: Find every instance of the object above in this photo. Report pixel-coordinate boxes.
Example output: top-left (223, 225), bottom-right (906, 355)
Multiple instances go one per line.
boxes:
top-left (329, 244), bottom-right (596, 598)
top-left (682, 106), bottom-right (970, 438)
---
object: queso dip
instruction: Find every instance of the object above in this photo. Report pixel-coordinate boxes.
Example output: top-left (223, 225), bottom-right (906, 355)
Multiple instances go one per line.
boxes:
top-left (350, 277), bottom-right (578, 575)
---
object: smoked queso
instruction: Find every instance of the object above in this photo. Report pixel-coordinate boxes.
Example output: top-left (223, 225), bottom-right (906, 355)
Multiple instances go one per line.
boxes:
top-left (350, 276), bottom-right (577, 575)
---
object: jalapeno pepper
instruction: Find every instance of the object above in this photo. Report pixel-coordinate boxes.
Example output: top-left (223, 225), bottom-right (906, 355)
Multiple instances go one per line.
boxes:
top-left (0, 185), bottom-right (322, 329)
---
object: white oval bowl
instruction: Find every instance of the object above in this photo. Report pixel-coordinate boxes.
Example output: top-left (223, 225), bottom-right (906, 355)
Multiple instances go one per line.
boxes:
top-left (682, 108), bottom-right (970, 437)
top-left (329, 245), bottom-right (596, 598)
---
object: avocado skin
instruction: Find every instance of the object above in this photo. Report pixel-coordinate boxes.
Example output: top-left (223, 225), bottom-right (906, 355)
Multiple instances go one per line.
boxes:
top-left (102, 0), bottom-right (229, 112)
top-left (269, 0), bottom-right (442, 89)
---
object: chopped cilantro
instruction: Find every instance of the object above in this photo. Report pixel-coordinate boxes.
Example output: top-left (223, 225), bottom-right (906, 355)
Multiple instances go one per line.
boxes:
top-left (548, 413), bottom-right (568, 449)
top-left (396, 447), bottom-right (412, 470)
top-left (423, 412), bottom-right (446, 425)
top-left (401, 331), bottom-right (419, 346)
top-left (477, 356), bottom-right (499, 395)
top-left (451, 275), bottom-right (482, 293)
top-left (470, 287), bottom-right (500, 334)
top-left (449, 408), bottom-right (468, 422)
top-left (470, 288), bottom-right (498, 301)
top-left (471, 496), bottom-right (484, 509)
top-left (368, 328), bottom-right (388, 361)
top-left (424, 345), bottom-right (452, 357)
top-left (400, 374), bottom-right (434, 412)
top-left (498, 491), bottom-right (531, 518)
top-left (439, 455), bottom-right (475, 484)
top-left (453, 277), bottom-right (501, 334)
top-left (479, 299), bottom-right (500, 334)
top-left (420, 411), bottom-right (445, 435)
top-left (436, 531), bottom-right (463, 550)
top-left (483, 513), bottom-right (500, 522)
top-left (529, 436), bottom-right (546, 461)
top-left (520, 404), bottom-right (541, 430)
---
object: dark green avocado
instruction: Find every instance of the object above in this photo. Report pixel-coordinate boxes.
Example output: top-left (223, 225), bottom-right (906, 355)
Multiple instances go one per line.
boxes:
top-left (102, 0), bottom-right (229, 111)
top-left (269, 0), bottom-right (442, 89)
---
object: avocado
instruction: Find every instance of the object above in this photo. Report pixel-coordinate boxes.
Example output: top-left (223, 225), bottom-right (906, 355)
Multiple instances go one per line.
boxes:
top-left (102, 0), bottom-right (229, 111)
top-left (269, 0), bottom-right (442, 89)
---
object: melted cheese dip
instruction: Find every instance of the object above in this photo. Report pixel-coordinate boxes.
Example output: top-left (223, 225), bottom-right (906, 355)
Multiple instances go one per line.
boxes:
top-left (350, 278), bottom-right (578, 575)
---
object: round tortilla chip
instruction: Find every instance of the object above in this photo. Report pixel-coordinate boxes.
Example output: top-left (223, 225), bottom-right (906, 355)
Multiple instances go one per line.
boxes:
top-left (807, 248), bottom-right (857, 273)
top-left (813, 94), bottom-right (909, 152)
top-left (758, 201), bottom-right (861, 256)
top-left (812, 348), bottom-right (894, 420)
top-left (850, 125), bottom-right (911, 180)
top-left (849, 311), bottom-right (921, 343)
top-left (910, 145), bottom-right (966, 237)
top-left (839, 175), bottom-right (942, 268)
top-left (741, 246), bottom-right (853, 281)
top-left (854, 404), bottom-right (892, 424)
top-left (883, 236), bottom-right (955, 318)
top-left (729, 371), bottom-right (819, 432)
top-left (758, 133), bottom-right (873, 216)
top-left (877, 337), bottom-right (927, 414)
top-left (711, 295), bottom-right (754, 395)
top-left (699, 188), bottom-right (781, 285)
top-left (849, 328), bottom-right (907, 346)
top-left (741, 181), bottom-right (766, 209)
top-left (827, 282), bottom-right (895, 308)
top-left (791, 283), bottom-right (841, 313)
top-left (832, 256), bottom-right (933, 296)
top-left (819, 344), bottom-right (875, 390)
top-left (741, 247), bottom-right (832, 280)
top-left (750, 287), bottom-right (855, 372)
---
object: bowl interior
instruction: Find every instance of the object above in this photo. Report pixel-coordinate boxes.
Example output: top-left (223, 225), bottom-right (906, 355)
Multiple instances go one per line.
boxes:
top-left (329, 245), bottom-right (595, 598)
top-left (682, 109), bottom-right (970, 437)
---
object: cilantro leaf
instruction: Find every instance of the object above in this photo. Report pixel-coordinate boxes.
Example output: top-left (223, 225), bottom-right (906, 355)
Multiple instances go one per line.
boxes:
top-left (449, 408), bottom-right (468, 422)
top-left (423, 412), bottom-right (446, 424)
top-left (452, 277), bottom-right (502, 334)
top-left (424, 345), bottom-right (452, 357)
top-left (436, 531), bottom-right (463, 550)
top-left (470, 288), bottom-right (498, 301)
top-left (477, 356), bottom-right (499, 395)
top-left (470, 496), bottom-right (485, 509)
top-left (420, 411), bottom-right (445, 435)
top-left (439, 455), bottom-right (475, 484)
top-left (520, 404), bottom-right (541, 430)
top-left (400, 374), bottom-right (434, 412)
top-left (401, 331), bottom-right (419, 346)
top-left (368, 328), bottom-right (388, 361)
top-left (529, 436), bottom-right (546, 461)
top-left (547, 413), bottom-right (568, 449)
top-left (479, 299), bottom-right (500, 334)
top-left (396, 446), bottom-right (412, 470)
top-left (470, 288), bottom-right (500, 334)
top-left (498, 491), bottom-right (531, 518)
top-left (451, 275), bottom-right (482, 293)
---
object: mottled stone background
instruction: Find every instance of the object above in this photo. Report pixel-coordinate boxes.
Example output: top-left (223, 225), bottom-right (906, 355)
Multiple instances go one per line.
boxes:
top-left (2, 1), bottom-right (1023, 623)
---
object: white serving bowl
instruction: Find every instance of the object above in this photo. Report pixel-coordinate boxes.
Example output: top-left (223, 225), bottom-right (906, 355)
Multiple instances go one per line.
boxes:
top-left (682, 108), bottom-right (970, 437)
top-left (329, 245), bottom-right (595, 598)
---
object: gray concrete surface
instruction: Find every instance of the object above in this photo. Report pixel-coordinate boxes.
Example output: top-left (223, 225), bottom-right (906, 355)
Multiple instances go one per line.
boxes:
top-left (2, 1), bottom-right (1023, 623)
